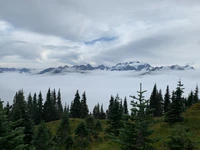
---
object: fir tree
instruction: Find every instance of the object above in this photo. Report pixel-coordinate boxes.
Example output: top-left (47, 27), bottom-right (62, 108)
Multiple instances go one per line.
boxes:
top-left (165, 80), bottom-right (185, 123)
top-left (37, 91), bottom-right (43, 124)
top-left (33, 121), bottom-right (52, 150)
top-left (149, 84), bottom-right (158, 116)
top-left (157, 89), bottom-right (163, 116)
top-left (194, 85), bottom-right (199, 103)
top-left (187, 91), bottom-right (194, 107)
top-left (70, 90), bottom-right (81, 118)
top-left (0, 100), bottom-right (26, 149)
top-left (100, 104), bottom-right (106, 119)
top-left (11, 90), bottom-right (27, 122)
top-left (107, 95), bottom-right (114, 119)
top-left (43, 88), bottom-right (57, 122)
top-left (80, 91), bottom-right (89, 119)
top-left (74, 122), bottom-right (89, 150)
top-left (27, 93), bottom-right (33, 119)
top-left (164, 85), bottom-right (171, 114)
top-left (106, 94), bottom-right (123, 136)
top-left (119, 83), bottom-right (154, 150)
top-left (33, 93), bottom-right (38, 124)
top-left (56, 89), bottom-right (63, 119)
top-left (93, 103), bottom-right (100, 119)
top-left (123, 96), bottom-right (129, 115)
top-left (56, 113), bottom-right (73, 150)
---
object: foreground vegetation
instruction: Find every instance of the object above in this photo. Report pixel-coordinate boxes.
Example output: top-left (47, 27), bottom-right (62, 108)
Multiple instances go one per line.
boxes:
top-left (1, 80), bottom-right (200, 149)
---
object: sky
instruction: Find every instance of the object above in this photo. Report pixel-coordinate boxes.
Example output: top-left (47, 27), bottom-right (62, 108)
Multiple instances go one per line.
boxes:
top-left (0, 0), bottom-right (200, 69)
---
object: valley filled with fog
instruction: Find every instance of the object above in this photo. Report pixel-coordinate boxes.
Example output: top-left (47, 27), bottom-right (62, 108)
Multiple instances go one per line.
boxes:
top-left (0, 70), bottom-right (200, 112)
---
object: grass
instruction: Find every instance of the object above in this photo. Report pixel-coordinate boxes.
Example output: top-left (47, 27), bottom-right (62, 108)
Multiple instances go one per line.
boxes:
top-left (45, 103), bottom-right (200, 150)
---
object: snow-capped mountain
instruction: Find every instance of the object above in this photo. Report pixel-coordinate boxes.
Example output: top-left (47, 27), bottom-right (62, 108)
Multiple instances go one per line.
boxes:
top-left (0, 67), bottom-right (32, 73)
top-left (109, 61), bottom-right (153, 71)
top-left (0, 61), bottom-right (195, 75)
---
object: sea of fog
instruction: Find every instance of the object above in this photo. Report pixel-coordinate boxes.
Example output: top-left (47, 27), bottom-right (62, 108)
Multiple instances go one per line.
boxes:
top-left (0, 70), bottom-right (200, 112)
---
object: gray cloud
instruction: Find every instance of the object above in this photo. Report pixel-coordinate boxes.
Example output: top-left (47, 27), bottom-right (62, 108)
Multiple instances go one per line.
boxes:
top-left (0, 0), bottom-right (200, 68)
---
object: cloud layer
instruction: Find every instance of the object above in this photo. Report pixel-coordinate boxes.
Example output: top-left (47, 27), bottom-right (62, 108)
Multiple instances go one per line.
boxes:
top-left (0, 0), bottom-right (200, 68)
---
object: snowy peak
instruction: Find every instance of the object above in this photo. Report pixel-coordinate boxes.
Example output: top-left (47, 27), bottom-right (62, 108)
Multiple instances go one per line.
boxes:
top-left (0, 61), bottom-right (195, 75)
top-left (109, 61), bottom-right (153, 71)
top-left (0, 67), bottom-right (32, 74)
top-left (146, 64), bottom-right (195, 74)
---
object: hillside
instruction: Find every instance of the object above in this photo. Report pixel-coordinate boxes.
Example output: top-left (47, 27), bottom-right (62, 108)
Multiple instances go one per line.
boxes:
top-left (46, 103), bottom-right (200, 150)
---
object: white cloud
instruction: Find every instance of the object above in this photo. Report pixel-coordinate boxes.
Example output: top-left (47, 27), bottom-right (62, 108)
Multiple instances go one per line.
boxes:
top-left (0, 0), bottom-right (200, 68)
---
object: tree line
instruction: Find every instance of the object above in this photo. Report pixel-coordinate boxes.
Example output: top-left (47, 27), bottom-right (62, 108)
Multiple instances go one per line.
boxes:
top-left (0, 80), bottom-right (199, 149)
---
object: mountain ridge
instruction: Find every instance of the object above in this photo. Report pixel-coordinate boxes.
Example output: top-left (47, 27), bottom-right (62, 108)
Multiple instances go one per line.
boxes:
top-left (0, 61), bottom-right (195, 75)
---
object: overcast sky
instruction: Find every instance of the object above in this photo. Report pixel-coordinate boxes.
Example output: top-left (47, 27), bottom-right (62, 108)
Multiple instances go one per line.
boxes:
top-left (0, 0), bottom-right (200, 69)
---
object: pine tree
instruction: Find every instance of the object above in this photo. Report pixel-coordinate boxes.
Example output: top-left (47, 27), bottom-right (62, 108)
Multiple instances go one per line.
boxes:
top-left (70, 90), bottom-right (81, 118)
top-left (43, 88), bottom-right (57, 122)
top-left (37, 91), bottom-right (43, 124)
top-left (157, 89), bottom-right (163, 116)
top-left (52, 89), bottom-right (58, 120)
top-left (56, 113), bottom-right (73, 150)
top-left (11, 90), bottom-right (27, 122)
top-left (56, 89), bottom-right (63, 119)
top-left (119, 83), bottom-right (154, 150)
top-left (106, 94), bottom-right (123, 136)
top-left (164, 85), bottom-right (171, 114)
top-left (123, 97), bottom-right (129, 115)
top-left (11, 90), bottom-right (34, 148)
top-left (33, 93), bottom-right (38, 124)
top-left (27, 93), bottom-right (33, 119)
top-left (107, 95), bottom-right (114, 119)
top-left (93, 103), bottom-right (100, 119)
top-left (100, 104), bottom-right (106, 119)
top-left (165, 80), bottom-right (185, 123)
top-left (0, 100), bottom-right (26, 149)
top-left (149, 84), bottom-right (159, 117)
top-left (80, 91), bottom-right (89, 119)
top-left (33, 121), bottom-right (52, 150)
top-left (74, 122), bottom-right (89, 150)
top-left (187, 91), bottom-right (194, 107)
top-left (194, 85), bottom-right (199, 103)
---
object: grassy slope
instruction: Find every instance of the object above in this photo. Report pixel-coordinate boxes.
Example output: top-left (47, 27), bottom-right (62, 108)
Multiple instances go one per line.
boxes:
top-left (46, 103), bottom-right (200, 150)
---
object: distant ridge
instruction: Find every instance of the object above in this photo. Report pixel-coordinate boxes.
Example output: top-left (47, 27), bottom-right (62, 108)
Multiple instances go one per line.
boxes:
top-left (0, 61), bottom-right (194, 75)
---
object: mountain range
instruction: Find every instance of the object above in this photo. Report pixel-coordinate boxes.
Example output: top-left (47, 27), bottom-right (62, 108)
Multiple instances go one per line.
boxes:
top-left (0, 61), bottom-right (194, 75)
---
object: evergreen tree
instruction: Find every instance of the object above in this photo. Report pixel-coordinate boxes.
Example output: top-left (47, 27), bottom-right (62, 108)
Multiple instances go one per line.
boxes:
top-left (43, 88), bottom-right (57, 122)
top-left (52, 89), bottom-right (58, 120)
top-left (70, 90), bottom-right (81, 118)
top-left (80, 91), bottom-right (89, 119)
top-left (100, 104), bottom-right (106, 119)
top-left (165, 125), bottom-right (196, 150)
top-left (157, 89), bottom-right (163, 116)
top-left (149, 84), bottom-right (158, 116)
top-left (106, 94), bottom-right (123, 136)
top-left (164, 85), bottom-right (171, 114)
top-left (11, 90), bottom-right (34, 148)
top-left (0, 100), bottom-right (26, 150)
top-left (11, 90), bottom-right (27, 122)
top-left (165, 80), bottom-right (185, 123)
top-left (123, 96), bottom-right (129, 115)
top-left (37, 91), bottom-right (43, 124)
top-left (33, 93), bottom-right (38, 124)
top-left (194, 85), bottom-right (199, 103)
top-left (56, 89), bottom-right (63, 119)
top-left (27, 93), bottom-right (33, 119)
top-left (187, 91), bottom-right (194, 107)
top-left (119, 83), bottom-right (154, 150)
top-left (33, 121), bottom-right (53, 150)
top-left (56, 113), bottom-right (73, 150)
top-left (107, 95), bottom-right (114, 119)
top-left (93, 103), bottom-right (100, 119)
top-left (74, 122), bottom-right (89, 150)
